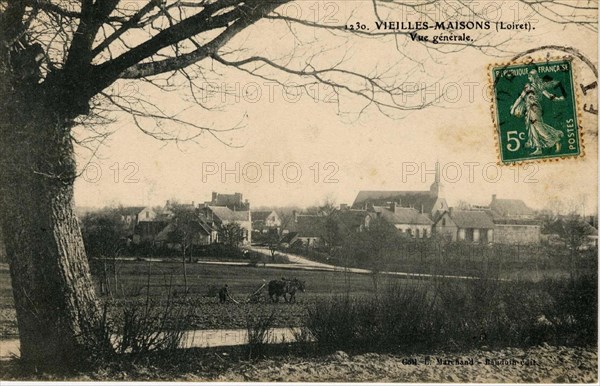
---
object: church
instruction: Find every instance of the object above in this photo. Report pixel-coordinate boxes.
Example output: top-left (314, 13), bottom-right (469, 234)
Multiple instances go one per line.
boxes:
top-left (352, 162), bottom-right (449, 221)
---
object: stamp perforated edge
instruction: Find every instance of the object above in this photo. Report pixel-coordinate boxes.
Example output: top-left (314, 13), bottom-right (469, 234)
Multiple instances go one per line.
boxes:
top-left (487, 55), bottom-right (586, 166)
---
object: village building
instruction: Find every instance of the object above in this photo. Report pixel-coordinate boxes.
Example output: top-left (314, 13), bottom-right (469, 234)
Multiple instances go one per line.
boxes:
top-left (119, 206), bottom-right (145, 227)
top-left (434, 209), bottom-right (495, 243)
top-left (488, 195), bottom-right (541, 244)
top-left (372, 204), bottom-right (433, 238)
top-left (492, 218), bottom-right (542, 244)
top-left (153, 219), bottom-right (217, 248)
top-left (199, 205), bottom-right (252, 245)
top-left (281, 213), bottom-right (327, 249)
top-left (489, 195), bottom-right (535, 218)
top-left (205, 192), bottom-right (249, 211)
top-left (331, 209), bottom-right (374, 236)
top-left (138, 206), bottom-right (159, 222)
top-left (251, 210), bottom-right (281, 233)
top-left (134, 201), bottom-right (197, 244)
top-left (128, 196), bottom-right (253, 247)
top-left (352, 162), bottom-right (448, 220)
top-left (115, 206), bottom-right (146, 243)
top-left (134, 206), bottom-right (168, 243)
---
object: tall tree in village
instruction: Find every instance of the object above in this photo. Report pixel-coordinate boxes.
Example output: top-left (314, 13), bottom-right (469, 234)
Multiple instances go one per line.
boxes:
top-left (167, 203), bottom-right (201, 292)
top-left (0, 0), bottom-right (595, 367)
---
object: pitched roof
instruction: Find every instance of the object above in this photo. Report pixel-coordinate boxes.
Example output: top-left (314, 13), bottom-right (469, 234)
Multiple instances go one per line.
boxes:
top-left (197, 220), bottom-right (217, 234)
top-left (251, 210), bottom-right (273, 222)
top-left (208, 206), bottom-right (249, 222)
top-left (374, 206), bottom-right (433, 225)
top-left (448, 210), bottom-right (495, 229)
top-left (155, 220), bottom-right (211, 242)
top-left (154, 223), bottom-right (173, 242)
top-left (332, 210), bottom-right (372, 232)
top-left (490, 197), bottom-right (534, 217)
top-left (280, 232), bottom-right (298, 243)
top-left (294, 215), bottom-right (326, 238)
top-left (353, 190), bottom-right (438, 214)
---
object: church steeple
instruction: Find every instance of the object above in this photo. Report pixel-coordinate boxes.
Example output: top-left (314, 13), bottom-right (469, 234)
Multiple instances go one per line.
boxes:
top-left (429, 161), bottom-right (443, 198)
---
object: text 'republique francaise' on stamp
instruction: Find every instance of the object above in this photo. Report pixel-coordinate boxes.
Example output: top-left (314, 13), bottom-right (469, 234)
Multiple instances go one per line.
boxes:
top-left (489, 57), bottom-right (584, 165)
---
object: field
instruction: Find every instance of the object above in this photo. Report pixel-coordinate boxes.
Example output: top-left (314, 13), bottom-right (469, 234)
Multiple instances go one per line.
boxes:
top-left (2, 253), bottom-right (596, 348)
top-left (92, 258), bottom-right (377, 296)
top-left (1, 258), bottom-right (597, 382)
top-left (0, 259), bottom-right (406, 337)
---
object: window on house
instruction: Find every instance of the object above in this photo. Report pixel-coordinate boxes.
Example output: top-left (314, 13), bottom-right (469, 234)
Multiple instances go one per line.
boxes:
top-left (424, 229), bottom-right (428, 238)
top-left (442, 218), bottom-right (446, 226)
top-left (146, 211), bottom-right (149, 219)
top-left (416, 229), bottom-right (420, 238)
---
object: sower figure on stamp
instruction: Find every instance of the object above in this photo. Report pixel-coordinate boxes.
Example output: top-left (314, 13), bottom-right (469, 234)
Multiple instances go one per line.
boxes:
top-left (510, 69), bottom-right (565, 156)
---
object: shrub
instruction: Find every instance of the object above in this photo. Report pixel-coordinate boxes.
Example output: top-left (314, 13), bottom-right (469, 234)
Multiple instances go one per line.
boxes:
top-left (540, 274), bottom-right (598, 346)
top-left (305, 295), bottom-right (362, 350)
top-left (245, 310), bottom-right (277, 359)
top-left (303, 273), bottom-right (597, 353)
top-left (112, 298), bottom-right (194, 355)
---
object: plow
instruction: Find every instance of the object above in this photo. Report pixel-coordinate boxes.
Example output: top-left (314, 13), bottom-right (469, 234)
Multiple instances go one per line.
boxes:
top-left (246, 280), bottom-right (267, 303)
top-left (224, 280), bottom-right (267, 304)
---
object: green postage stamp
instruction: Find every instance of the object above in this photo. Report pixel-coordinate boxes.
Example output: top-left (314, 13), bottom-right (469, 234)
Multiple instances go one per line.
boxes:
top-left (490, 58), bottom-right (583, 164)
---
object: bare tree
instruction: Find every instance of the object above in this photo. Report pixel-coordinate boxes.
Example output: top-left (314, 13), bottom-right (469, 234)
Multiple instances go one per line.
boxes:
top-left (0, 0), bottom-right (595, 367)
top-left (167, 203), bottom-right (200, 293)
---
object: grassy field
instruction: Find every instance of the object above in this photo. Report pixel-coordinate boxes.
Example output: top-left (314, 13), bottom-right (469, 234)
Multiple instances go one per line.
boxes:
top-left (89, 258), bottom-right (383, 297)
top-left (0, 259), bottom-right (409, 337)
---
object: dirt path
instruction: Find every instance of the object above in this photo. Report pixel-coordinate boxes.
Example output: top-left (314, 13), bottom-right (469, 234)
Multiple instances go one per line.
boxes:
top-left (248, 247), bottom-right (353, 271)
top-left (248, 247), bottom-right (480, 280)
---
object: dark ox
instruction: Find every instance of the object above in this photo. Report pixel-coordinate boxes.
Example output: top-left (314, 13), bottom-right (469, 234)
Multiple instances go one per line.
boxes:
top-left (268, 278), bottom-right (305, 303)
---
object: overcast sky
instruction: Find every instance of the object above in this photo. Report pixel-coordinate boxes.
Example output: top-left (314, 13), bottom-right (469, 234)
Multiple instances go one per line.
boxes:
top-left (73, 1), bottom-right (598, 215)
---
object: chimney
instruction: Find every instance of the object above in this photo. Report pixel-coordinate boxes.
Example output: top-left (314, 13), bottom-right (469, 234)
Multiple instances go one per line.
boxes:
top-left (212, 192), bottom-right (218, 202)
top-left (420, 204), bottom-right (424, 214)
top-left (449, 207), bottom-right (454, 216)
top-left (340, 203), bottom-right (348, 211)
top-left (293, 210), bottom-right (298, 222)
top-left (191, 201), bottom-right (195, 207)
top-left (492, 194), bottom-right (497, 202)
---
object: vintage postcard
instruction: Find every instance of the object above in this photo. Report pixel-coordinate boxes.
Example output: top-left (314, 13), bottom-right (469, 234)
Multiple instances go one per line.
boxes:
top-left (0, 0), bottom-right (598, 384)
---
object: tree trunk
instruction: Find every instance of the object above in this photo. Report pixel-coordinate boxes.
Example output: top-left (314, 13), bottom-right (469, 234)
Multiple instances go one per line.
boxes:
top-left (0, 114), bottom-right (109, 367)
